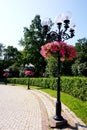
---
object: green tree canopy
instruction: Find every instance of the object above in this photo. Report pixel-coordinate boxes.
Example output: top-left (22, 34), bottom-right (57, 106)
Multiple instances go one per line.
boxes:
top-left (3, 46), bottom-right (21, 69)
top-left (19, 15), bottom-right (53, 76)
top-left (4, 46), bottom-right (19, 60)
top-left (0, 43), bottom-right (4, 59)
top-left (72, 38), bottom-right (87, 76)
top-left (0, 43), bottom-right (5, 76)
top-left (75, 37), bottom-right (87, 62)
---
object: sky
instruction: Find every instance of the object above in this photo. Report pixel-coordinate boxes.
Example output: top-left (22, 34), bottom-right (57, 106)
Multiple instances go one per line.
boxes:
top-left (0, 0), bottom-right (87, 50)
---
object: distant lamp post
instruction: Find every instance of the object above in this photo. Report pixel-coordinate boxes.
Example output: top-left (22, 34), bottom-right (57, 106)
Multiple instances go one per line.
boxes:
top-left (3, 69), bottom-right (9, 84)
top-left (41, 12), bottom-right (76, 127)
top-left (25, 63), bottom-right (35, 89)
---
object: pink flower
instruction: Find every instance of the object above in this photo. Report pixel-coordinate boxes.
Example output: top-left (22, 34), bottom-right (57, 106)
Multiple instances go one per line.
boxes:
top-left (24, 70), bottom-right (34, 77)
top-left (3, 72), bottom-right (9, 77)
top-left (40, 41), bottom-right (77, 61)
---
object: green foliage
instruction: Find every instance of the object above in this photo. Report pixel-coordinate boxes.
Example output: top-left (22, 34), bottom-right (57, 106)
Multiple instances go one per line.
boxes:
top-left (0, 43), bottom-right (4, 59)
top-left (75, 38), bottom-right (87, 56)
top-left (0, 43), bottom-right (5, 78)
top-left (8, 63), bottom-right (20, 77)
top-left (45, 56), bottom-right (73, 77)
top-left (61, 77), bottom-right (87, 101)
top-left (61, 92), bottom-right (87, 125)
top-left (72, 38), bottom-right (87, 76)
top-left (4, 46), bottom-right (19, 61)
top-left (3, 46), bottom-right (21, 69)
top-left (72, 61), bottom-right (79, 76)
top-left (19, 15), bottom-right (53, 76)
top-left (72, 61), bottom-right (87, 77)
top-left (7, 76), bottom-right (87, 101)
top-left (77, 62), bottom-right (87, 76)
top-left (36, 87), bottom-right (87, 125)
top-left (7, 78), bottom-right (28, 85)
top-left (61, 60), bottom-right (74, 76)
top-left (45, 56), bottom-right (58, 77)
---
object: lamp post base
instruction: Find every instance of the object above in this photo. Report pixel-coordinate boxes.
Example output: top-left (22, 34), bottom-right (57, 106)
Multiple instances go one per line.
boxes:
top-left (27, 85), bottom-right (30, 90)
top-left (50, 117), bottom-right (67, 128)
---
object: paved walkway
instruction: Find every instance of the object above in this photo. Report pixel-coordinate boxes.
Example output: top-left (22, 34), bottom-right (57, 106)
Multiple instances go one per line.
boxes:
top-left (0, 85), bottom-right (87, 130)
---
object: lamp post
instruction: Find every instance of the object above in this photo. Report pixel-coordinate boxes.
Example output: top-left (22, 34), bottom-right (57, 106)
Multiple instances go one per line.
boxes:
top-left (25, 63), bottom-right (35, 90)
top-left (42, 12), bottom-right (75, 126)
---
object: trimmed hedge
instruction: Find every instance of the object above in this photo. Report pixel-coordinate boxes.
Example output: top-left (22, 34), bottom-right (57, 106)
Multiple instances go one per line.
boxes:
top-left (61, 77), bottom-right (87, 101)
top-left (7, 77), bottom-right (87, 101)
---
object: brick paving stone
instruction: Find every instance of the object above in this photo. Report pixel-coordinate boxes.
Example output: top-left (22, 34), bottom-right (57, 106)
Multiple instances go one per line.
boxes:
top-left (0, 85), bottom-right (43, 130)
top-left (0, 85), bottom-right (87, 130)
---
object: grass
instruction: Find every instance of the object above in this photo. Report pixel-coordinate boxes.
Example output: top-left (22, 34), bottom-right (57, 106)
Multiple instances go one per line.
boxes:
top-left (31, 86), bottom-right (87, 125)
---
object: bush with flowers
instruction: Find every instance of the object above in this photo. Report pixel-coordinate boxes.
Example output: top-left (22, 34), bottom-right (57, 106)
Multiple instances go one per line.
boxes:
top-left (40, 41), bottom-right (77, 61)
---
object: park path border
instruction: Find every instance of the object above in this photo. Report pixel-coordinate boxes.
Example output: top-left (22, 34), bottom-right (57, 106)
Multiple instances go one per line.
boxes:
top-left (31, 90), bottom-right (49, 130)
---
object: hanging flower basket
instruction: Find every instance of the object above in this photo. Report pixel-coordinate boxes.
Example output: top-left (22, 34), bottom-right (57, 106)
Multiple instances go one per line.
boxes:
top-left (3, 72), bottom-right (9, 77)
top-left (40, 41), bottom-right (77, 61)
top-left (24, 70), bottom-right (35, 77)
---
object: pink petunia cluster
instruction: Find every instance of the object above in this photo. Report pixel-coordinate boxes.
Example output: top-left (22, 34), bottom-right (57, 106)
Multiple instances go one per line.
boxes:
top-left (24, 70), bottom-right (34, 77)
top-left (40, 41), bottom-right (77, 61)
top-left (3, 72), bottom-right (9, 77)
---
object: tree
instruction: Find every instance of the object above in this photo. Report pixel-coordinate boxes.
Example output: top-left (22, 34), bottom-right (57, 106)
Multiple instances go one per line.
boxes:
top-left (75, 38), bottom-right (87, 62)
top-left (8, 63), bottom-right (20, 77)
top-left (45, 56), bottom-right (58, 77)
top-left (0, 43), bottom-right (4, 59)
top-left (3, 46), bottom-right (21, 68)
top-left (72, 38), bottom-right (87, 76)
top-left (19, 15), bottom-right (53, 76)
top-left (4, 46), bottom-right (19, 60)
top-left (0, 43), bottom-right (5, 78)
top-left (45, 56), bottom-right (74, 77)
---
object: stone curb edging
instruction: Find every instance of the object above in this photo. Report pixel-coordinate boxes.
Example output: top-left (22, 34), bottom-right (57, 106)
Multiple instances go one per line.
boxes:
top-left (32, 89), bottom-right (87, 130)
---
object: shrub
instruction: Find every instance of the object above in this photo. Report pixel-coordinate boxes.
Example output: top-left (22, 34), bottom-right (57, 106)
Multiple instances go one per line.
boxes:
top-left (7, 76), bottom-right (87, 101)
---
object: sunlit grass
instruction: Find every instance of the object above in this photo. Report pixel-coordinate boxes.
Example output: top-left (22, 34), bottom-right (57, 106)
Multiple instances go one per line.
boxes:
top-left (31, 86), bottom-right (87, 125)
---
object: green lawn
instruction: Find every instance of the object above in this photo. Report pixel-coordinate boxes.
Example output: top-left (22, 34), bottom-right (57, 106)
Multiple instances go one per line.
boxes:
top-left (31, 86), bottom-right (87, 125)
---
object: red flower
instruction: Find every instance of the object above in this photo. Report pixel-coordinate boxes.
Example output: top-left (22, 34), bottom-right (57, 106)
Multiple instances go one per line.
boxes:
top-left (24, 70), bottom-right (34, 77)
top-left (40, 41), bottom-right (77, 61)
top-left (3, 72), bottom-right (9, 77)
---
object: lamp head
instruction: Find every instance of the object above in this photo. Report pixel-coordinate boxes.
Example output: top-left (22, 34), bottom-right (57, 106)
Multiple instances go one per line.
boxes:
top-left (41, 18), bottom-right (50, 34)
top-left (63, 11), bottom-right (72, 24)
top-left (70, 24), bottom-right (76, 37)
top-left (54, 14), bottom-right (63, 25)
top-left (63, 11), bottom-right (72, 20)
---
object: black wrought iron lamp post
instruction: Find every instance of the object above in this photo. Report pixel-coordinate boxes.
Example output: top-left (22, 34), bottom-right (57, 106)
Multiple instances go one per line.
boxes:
top-left (42, 12), bottom-right (75, 126)
top-left (25, 63), bottom-right (35, 90)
